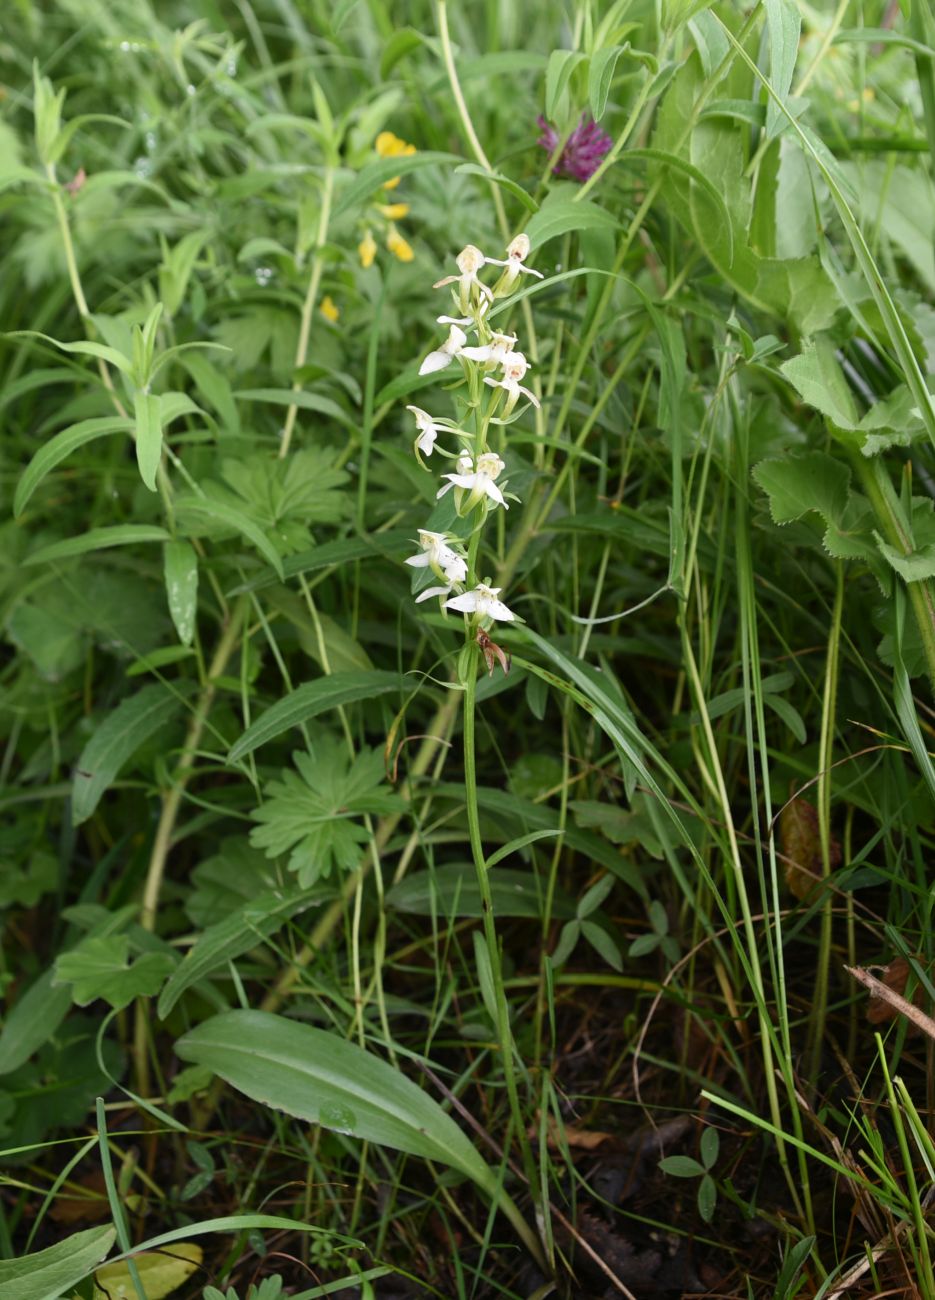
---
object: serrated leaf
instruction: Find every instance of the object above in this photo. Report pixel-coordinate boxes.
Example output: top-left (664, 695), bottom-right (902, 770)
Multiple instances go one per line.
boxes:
top-left (72, 683), bottom-right (189, 825)
top-left (780, 338), bottom-right (859, 431)
top-left (14, 417), bottom-right (132, 517)
top-left (875, 537), bottom-right (935, 582)
top-left (228, 671), bottom-right (405, 762)
top-left (0, 1225), bottom-right (115, 1300)
top-left (54, 935), bottom-right (176, 1011)
top-left (752, 452), bottom-right (850, 526)
top-left (250, 740), bottom-right (404, 888)
top-left (25, 525), bottom-right (170, 568)
top-left (176, 1010), bottom-right (496, 1190)
top-left (163, 541), bottom-right (198, 646)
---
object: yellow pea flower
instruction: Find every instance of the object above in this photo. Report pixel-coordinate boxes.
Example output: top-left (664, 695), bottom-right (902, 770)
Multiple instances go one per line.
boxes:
top-left (358, 229), bottom-right (377, 269)
top-left (320, 295), bottom-right (339, 322)
top-left (386, 226), bottom-right (414, 263)
top-left (375, 130), bottom-right (416, 189)
top-left (377, 202), bottom-right (410, 220)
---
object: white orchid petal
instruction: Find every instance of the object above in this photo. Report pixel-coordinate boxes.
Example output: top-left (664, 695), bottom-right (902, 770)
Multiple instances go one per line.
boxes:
top-left (487, 599), bottom-right (515, 621)
top-left (404, 553), bottom-right (431, 568)
top-left (419, 350), bottom-right (452, 376)
top-left (416, 585), bottom-right (452, 603)
top-left (444, 592), bottom-right (476, 614)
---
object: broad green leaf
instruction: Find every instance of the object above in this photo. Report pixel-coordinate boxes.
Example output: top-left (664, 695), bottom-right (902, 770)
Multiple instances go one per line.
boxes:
top-left (332, 151), bottom-right (461, 218)
top-left (174, 494), bottom-right (284, 579)
top-left (158, 889), bottom-right (327, 1019)
top-left (619, 148), bottom-right (733, 262)
top-left (765, 0), bottom-right (801, 141)
top-left (581, 919), bottom-right (623, 971)
top-left (0, 968), bottom-right (72, 1074)
top-left (0, 1225), bottom-right (115, 1300)
top-left (54, 935), bottom-right (176, 1010)
top-left (525, 198), bottom-right (618, 249)
top-left (545, 50), bottom-right (586, 120)
top-left (228, 671), bottom-right (405, 763)
top-left (72, 683), bottom-right (190, 825)
top-left (176, 1010), bottom-right (496, 1191)
top-left (386, 865), bottom-right (577, 920)
top-left (752, 452), bottom-right (850, 526)
top-left (25, 525), bottom-right (170, 568)
top-left (163, 540), bottom-right (198, 646)
top-left (14, 416), bottom-right (132, 517)
top-left (87, 1244), bottom-right (201, 1300)
top-left (454, 163), bottom-right (538, 213)
top-left (134, 391), bottom-right (163, 490)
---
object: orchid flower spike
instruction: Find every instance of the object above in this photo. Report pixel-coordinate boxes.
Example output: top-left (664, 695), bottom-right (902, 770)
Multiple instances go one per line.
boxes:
top-left (404, 529), bottom-right (468, 586)
top-left (433, 244), bottom-right (495, 315)
top-left (460, 331), bottom-right (517, 368)
top-left (445, 582), bottom-right (516, 623)
top-left (419, 324), bottom-right (467, 376)
top-left (437, 450), bottom-right (508, 514)
top-left (490, 234), bottom-right (544, 297)
top-left (484, 350), bottom-right (540, 415)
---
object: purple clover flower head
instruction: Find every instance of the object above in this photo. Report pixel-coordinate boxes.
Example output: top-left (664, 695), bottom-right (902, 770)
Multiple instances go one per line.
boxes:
top-left (537, 113), bottom-right (613, 183)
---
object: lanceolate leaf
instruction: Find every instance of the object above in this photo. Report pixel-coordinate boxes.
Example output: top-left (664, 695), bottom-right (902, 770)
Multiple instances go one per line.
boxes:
top-left (228, 671), bottom-right (406, 763)
top-left (163, 540), bottom-right (199, 646)
top-left (332, 151), bottom-right (462, 218)
top-left (135, 391), bottom-right (163, 490)
top-left (14, 416), bottom-right (132, 517)
top-left (176, 1010), bottom-right (496, 1191)
top-left (174, 494), bottom-right (285, 579)
top-left (72, 682), bottom-right (191, 825)
top-left (25, 524), bottom-right (170, 567)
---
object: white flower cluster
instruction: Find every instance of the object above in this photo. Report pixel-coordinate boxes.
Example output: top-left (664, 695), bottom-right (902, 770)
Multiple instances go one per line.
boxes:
top-left (402, 234), bottom-right (543, 627)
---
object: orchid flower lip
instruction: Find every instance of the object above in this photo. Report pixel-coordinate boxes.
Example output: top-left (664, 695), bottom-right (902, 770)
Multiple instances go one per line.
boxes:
top-left (444, 581), bottom-right (516, 622)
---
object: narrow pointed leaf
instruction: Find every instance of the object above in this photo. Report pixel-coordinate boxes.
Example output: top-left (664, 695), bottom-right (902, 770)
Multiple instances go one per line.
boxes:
top-left (228, 671), bottom-right (405, 763)
top-left (14, 416), bottom-right (132, 517)
top-left (135, 391), bottom-right (163, 490)
top-left (25, 525), bottom-right (170, 567)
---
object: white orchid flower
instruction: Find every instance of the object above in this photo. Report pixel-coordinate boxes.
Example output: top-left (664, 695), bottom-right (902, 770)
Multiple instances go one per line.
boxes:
top-left (445, 582), bottom-right (515, 622)
top-left (433, 244), bottom-right (495, 314)
top-left (404, 529), bottom-right (468, 585)
top-left (419, 324), bottom-right (467, 376)
top-left (460, 331), bottom-right (517, 367)
top-left (490, 233), bottom-right (544, 297)
top-left (437, 450), bottom-right (508, 513)
top-left (405, 405), bottom-right (443, 456)
top-left (484, 350), bottom-right (540, 414)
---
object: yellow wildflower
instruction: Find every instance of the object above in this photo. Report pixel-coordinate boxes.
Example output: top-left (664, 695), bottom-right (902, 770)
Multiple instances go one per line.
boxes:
top-left (375, 130), bottom-right (416, 189)
top-left (386, 226), bottom-right (414, 263)
top-left (320, 295), bottom-right (339, 322)
top-left (377, 202), bottom-right (410, 220)
top-left (358, 229), bottom-right (377, 269)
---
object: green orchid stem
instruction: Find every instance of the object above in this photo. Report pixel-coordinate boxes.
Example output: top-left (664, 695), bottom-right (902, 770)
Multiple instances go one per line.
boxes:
top-left (462, 667), bottom-right (543, 1254)
top-left (851, 453), bottom-right (935, 690)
